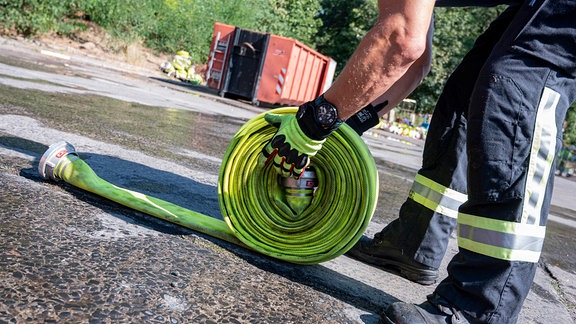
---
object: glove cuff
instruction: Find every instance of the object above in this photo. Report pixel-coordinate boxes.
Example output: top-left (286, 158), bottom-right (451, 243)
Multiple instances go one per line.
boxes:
top-left (345, 100), bottom-right (388, 136)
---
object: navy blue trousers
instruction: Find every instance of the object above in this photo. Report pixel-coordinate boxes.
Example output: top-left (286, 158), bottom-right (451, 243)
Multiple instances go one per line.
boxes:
top-left (385, 0), bottom-right (576, 322)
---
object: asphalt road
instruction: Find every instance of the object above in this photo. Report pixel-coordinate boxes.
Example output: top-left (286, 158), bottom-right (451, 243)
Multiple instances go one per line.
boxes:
top-left (1, 36), bottom-right (575, 323)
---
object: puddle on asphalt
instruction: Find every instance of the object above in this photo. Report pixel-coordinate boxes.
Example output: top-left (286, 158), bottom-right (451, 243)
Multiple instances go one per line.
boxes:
top-left (0, 52), bottom-right (62, 73)
top-left (0, 83), bottom-right (244, 166)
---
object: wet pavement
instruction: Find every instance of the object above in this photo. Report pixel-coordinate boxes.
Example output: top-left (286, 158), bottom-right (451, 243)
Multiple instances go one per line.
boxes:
top-left (1, 36), bottom-right (575, 323)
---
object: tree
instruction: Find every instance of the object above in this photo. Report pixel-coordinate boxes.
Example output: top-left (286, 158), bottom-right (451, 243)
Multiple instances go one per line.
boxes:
top-left (564, 105), bottom-right (576, 147)
top-left (316, 0), bottom-right (378, 74)
top-left (255, 0), bottom-right (323, 48)
top-left (410, 6), bottom-right (504, 113)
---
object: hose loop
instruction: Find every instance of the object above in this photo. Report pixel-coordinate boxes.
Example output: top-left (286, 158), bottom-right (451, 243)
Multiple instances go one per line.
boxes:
top-left (218, 107), bottom-right (379, 264)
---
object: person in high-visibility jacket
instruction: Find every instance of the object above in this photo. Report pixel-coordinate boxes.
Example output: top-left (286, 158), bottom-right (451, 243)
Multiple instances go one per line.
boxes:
top-left (260, 0), bottom-right (576, 323)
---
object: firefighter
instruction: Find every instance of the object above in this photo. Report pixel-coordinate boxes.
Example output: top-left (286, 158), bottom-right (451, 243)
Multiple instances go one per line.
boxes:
top-left (261, 0), bottom-right (576, 322)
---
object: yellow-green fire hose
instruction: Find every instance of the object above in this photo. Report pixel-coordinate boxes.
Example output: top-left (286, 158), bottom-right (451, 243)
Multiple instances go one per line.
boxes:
top-left (39, 107), bottom-right (378, 264)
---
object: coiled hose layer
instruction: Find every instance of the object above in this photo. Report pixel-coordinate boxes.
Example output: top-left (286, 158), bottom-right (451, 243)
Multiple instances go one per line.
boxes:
top-left (39, 107), bottom-right (378, 264)
top-left (220, 107), bottom-right (378, 264)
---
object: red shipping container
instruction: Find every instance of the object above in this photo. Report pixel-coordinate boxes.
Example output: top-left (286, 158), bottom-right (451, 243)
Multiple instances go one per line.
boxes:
top-left (257, 34), bottom-right (336, 106)
top-left (205, 23), bottom-right (336, 106)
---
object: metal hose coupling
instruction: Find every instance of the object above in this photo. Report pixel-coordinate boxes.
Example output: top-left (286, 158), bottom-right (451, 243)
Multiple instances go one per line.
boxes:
top-left (38, 141), bottom-right (79, 181)
top-left (282, 168), bottom-right (318, 215)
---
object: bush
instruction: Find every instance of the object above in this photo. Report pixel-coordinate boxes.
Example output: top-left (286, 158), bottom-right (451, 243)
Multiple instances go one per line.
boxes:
top-left (0, 0), bottom-right (84, 36)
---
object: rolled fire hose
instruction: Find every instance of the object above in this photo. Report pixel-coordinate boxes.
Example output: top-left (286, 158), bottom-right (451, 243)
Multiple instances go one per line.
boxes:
top-left (39, 107), bottom-right (378, 264)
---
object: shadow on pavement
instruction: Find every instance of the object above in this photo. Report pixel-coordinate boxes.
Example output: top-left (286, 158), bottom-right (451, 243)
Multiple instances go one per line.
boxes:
top-left (3, 135), bottom-right (396, 319)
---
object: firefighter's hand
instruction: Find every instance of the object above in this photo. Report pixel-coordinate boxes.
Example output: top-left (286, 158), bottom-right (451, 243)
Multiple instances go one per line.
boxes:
top-left (260, 113), bottom-right (325, 179)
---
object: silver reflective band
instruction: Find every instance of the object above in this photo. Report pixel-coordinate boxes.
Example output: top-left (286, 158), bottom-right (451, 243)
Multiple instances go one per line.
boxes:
top-left (409, 174), bottom-right (467, 219)
top-left (523, 87), bottom-right (560, 225)
top-left (458, 212), bottom-right (545, 262)
top-left (457, 87), bottom-right (559, 263)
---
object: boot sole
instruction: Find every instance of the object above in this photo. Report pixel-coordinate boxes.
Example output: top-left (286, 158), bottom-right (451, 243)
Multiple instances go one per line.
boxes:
top-left (348, 251), bottom-right (438, 286)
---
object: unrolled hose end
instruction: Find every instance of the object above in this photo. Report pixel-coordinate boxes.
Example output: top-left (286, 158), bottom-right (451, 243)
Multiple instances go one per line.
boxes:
top-left (282, 168), bottom-right (318, 215)
top-left (38, 141), bottom-right (79, 181)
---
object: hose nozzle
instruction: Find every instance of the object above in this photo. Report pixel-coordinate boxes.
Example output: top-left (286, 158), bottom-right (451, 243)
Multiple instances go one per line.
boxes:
top-left (282, 168), bottom-right (318, 215)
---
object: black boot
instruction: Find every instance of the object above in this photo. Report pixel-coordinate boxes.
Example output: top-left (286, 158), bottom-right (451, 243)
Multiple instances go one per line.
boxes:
top-left (381, 294), bottom-right (471, 324)
top-left (346, 233), bottom-right (438, 285)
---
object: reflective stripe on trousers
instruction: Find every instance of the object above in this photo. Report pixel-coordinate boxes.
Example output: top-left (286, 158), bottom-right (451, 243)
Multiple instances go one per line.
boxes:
top-left (457, 87), bottom-right (559, 263)
top-left (409, 174), bottom-right (467, 220)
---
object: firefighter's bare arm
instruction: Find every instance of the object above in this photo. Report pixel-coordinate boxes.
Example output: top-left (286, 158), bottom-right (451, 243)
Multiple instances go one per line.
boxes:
top-left (324, 0), bottom-right (435, 120)
top-left (372, 19), bottom-right (433, 117)
top-left (260, 0), bottom-right (436, 178)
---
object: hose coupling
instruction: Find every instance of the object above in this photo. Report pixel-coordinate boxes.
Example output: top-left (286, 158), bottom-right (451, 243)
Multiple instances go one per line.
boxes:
top-left (38, 141), bottom-right (79, 181)
top-left (282, 167), bottom-right (318, 214)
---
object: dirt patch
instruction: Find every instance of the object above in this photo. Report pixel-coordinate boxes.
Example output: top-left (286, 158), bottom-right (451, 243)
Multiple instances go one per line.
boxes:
top-left (30, 22), bottom-right (167, 73)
